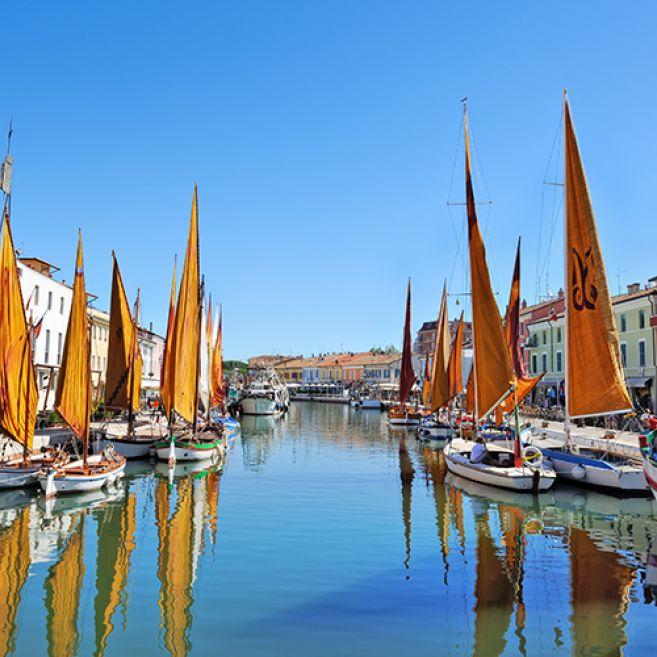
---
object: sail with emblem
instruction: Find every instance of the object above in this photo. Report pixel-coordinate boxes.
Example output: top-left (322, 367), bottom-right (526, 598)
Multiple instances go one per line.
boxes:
top-left (464, 109), bottom-right (514, 419)
top-left (105, 253), bottom-right (142, 412)
top-left (564, 99), bottom-right (632, 417)
top-left (429, 282), bottom-right (451, 411)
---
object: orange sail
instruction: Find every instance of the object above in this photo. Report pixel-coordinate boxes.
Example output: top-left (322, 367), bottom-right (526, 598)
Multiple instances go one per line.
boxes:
top-left (429, 282), bottom-right (450, 411)
top-left (465, 110), bottom-right (514, 419)
top-left (464, 368), bottom-right (475, 415)
top-left (170, 187), bottom-right (201, 424)
top-left (160, 257), bottom-right (177, 418)
top-left (447, 311), bottom-right (464, 400)
top-left (105, 253), bottom-right (142, 411)
top-left (55, 231), bottom-right (91, 441)
top-left (421, 353), bottom-right (431, 407)
top-left (205, 295), bottom-right (214, 401)
top-left (0, 212), bottom-right (38, 451)
top-left (398, 280), bottom-right (416, 406)
top-left (564, 99), bottom-right (632, 418)
top-left (210, 305), bottom-right (223, 408)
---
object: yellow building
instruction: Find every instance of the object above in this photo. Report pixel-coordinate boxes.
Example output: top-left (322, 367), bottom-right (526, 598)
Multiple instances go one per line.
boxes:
top-left (88, 307), bottom-right (110, 398)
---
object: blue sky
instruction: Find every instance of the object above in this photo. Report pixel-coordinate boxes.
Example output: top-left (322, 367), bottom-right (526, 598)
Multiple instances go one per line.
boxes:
top-left (5, 1), bottom-right (657, 359)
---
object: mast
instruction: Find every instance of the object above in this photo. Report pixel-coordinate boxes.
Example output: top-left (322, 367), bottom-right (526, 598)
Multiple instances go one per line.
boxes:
top-left (127, 288), bottom-right (141, 437)
top-left (563, 91), bottom-right (571, 443)
top-left (192, 276), bottom-right (204, 434)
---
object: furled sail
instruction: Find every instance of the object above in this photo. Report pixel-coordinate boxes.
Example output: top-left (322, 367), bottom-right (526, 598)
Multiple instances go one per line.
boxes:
top-left (398, 280), bottom-right (416, 406)
top-left (564, 99), bottom-right (632, 418)
top-left (55, 231), bottom-right (91, 440)
top-left (447, 311), bottom-right (464, 400)
top-left (429, 282), bottom-right (451, 411)
top-left (170, 187), bottom-right (201, 424)
top-left (160, 258), bottom-right (177, 418)
top-left (105, 253), bottom-right (142, 411)
top-left (0, 212), bottom-right (37, 451)
top-left (464, 110), bottom-right (514, 419)
top-left (210, 306), bottom-right (223, 408)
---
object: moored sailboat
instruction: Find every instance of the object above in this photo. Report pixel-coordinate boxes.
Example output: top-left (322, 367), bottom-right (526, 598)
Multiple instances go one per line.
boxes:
top-left (529, 97), bottom-right (648, 493)
top-left (154, 187), bottom-right (223, 464)
top-left (443, 103), bottom-right (556, 492)
top-left (38, 232), bottom-right (126, 497)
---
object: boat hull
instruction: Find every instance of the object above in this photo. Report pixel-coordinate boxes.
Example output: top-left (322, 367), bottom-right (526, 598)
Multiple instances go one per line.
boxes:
top-left (154, 437), bottom-right (224, 462)
top-left (37, 455), bottom-right (126, 497)
top-left (102, 436), bottom-right (156, 459)
top-left (0, 454), bottom-right (52, 489)
top-left (443, 442), bottom-right (556, 492)
top-left (539, 447), bottom-right (649, 493)
top-left (418, 425), bottom-right (453, 441)
top-left (641, 453), bottom-right (657, 501)
top-left (241, 397), bottom-right (280, 416)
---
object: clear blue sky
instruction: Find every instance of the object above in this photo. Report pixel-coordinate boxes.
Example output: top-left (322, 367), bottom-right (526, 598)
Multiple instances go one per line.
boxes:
top-left (5, 1), bottom-right (657, 360)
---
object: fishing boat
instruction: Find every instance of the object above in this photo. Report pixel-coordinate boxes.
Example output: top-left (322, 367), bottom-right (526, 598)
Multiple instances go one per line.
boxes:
top-left (443, 103), bottom-right (556, 492)
top-left (388, 281), bottom-right (422, 426)
top-left (241, 368), bottom-right (289, 416)
top-left (37, 232), bottom-right (126, 497)
top-left (100, 253), bottom-right (154, 458)
top-left (529, 96), bottom-right (648, 494)
top-left (154, 187), bottom-right (224, 464)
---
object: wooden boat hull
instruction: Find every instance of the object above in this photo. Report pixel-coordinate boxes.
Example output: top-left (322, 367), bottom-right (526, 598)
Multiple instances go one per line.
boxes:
top-left (0, 454), bottom-right (52, 489)
top-left (154, 436), bottom-right (224, 462)
top-left (443, 442), bottom-right (556, 492)
top-left (538, 447), bottom-right (649, 493)
top-left (37, 454), bottom-right (126, 498)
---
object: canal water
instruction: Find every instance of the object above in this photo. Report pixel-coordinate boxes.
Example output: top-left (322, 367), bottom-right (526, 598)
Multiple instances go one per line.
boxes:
top-left (2, 402), bottom-right (657, 656)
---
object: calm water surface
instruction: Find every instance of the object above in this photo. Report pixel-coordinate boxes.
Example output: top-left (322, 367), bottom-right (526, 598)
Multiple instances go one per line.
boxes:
top-left (2, 403), bottom-right (657, 656)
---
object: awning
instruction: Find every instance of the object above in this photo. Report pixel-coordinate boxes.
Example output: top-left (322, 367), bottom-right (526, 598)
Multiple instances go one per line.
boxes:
top-left (626, 376), bottom-right (652, 388)
top-left (535, 376), bottom-right (563, 387)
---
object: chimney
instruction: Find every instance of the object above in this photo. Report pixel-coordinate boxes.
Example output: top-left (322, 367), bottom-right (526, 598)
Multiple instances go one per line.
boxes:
top-left (627, 282), bottom-right (641, 294)
top-left (648, 276), bottom-right (657, 288)
top-left (149, 321), bottom-right (153, 333)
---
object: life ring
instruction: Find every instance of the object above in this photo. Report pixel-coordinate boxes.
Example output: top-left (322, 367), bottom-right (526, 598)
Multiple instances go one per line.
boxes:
top-left (522, 445), bottom-right (543, 468)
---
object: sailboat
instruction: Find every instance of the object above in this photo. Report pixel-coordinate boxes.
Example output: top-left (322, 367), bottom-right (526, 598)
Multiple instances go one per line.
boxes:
top-left (443, 104), bottom-right (556, 492)
top-left (209, 305), bottom-right (239, 433)
top-left (155, 187), bottom-right (224, 463)
top-left (102, 253), bottom-right (154, 458)
top-left (529, 97), bottom-right (648, 493)
top-left (388, 280), bottom-right (422, 426)
top-left (38, 232), bottom-right (126, 497)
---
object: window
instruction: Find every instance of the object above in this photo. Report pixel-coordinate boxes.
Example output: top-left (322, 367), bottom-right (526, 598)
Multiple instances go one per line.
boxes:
top-left (541, 353), bottom-right (547, 373)
top-left (620, 343), bottom-right (627, 368)
top-left (532, 354), bottom-right (538, 374)
top-left (44, 330), bottom-right (50, 364)
top-left (556, 351), bottom-right (562, 372)
top-left (639, 310), bottom-right (646, 329)
top-left (60, 296), bottom-right (65, 314)
top-left (57, 333), bottom-right (63, 365)
top-left (620, 314), bottom-right (627, 332)
top-left (92, 355), bottom-right (96, 370)
top-left (93, 325), bottom-right (97, 339)
top-left (542, 331), bottom-right (547, 345)
top-left (556, 327), bottom-right (562, 342)
top-left (47, 291), bottom-right (52, 310)
top-left (34, 285), bottom-right (40, 305)
top-left (639, 340), bottom-right (646, 368)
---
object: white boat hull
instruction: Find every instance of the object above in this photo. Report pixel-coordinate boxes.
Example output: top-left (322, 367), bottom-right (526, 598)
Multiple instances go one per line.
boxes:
top-left (102, 437), bottom-right (156, 459)
top-left (388, 415), bottom-right (421, 426)
top-left (37, 455), bottom-right (126, 497)
top-left (443, 442), bottom-right (556, 492)
top-left (155, 440), bottom-right (224, 462)
top-left (0, 454), bottom-right (52, 489)
top-left (418, 425), bottom-right (453, 441)
top-left (241, 397), bottom-right (280, 416)
top-left (641, 454), bottom-right (657, 501)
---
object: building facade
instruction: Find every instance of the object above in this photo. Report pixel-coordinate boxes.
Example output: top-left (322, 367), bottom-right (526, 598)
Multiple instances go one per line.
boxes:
top-left (138, 325), bottom-right (165, 400)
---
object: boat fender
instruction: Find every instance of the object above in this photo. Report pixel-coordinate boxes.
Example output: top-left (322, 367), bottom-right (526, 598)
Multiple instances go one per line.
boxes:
top-left (44, 469), bottom-right (57, 499)
top-left (571, 464), bottom-right (586, 480)
top-left (522, 445), bottom-right (543, 468)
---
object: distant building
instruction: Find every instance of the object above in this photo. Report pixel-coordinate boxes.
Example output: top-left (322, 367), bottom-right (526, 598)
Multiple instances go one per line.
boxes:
top-left (247, 354), bottom-right (299, 376)
top-left (414, 318), bottom-right (473, 357)
top-left (88, 307), bottom-right (110, 396)
top-left (139, 324), bottom-right (165, 400)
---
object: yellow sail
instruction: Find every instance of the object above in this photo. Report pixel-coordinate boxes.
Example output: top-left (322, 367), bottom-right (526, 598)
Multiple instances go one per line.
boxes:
top-left (156, 477), bottom-right (195, 657)
top-left (210, 306), bottom-right (223, 408)
top-left (160, 257), bottom-right (177, 418)
top-left (105, 254), bottom-right (142, 411)
top-left (447, 311), bottom-right (464, 400)
top-left (429, 282), bottom-right (451, 411)
top-left (55, 231), bottom-right (91, 440)
top-left (0, 212), bottom-right (37, 450)
top-left (93, 493), bottom-right (137, 657)
top-left (465, 110), bottom-right (514, 419)
top-left (564, 100), bottom-right (632, 418)
top-left (170, 188), bottom-right (201, 424)
top-left (0, 505), bottom-right (30, 657)
top-left (45, 517), bottom-right (85, 657)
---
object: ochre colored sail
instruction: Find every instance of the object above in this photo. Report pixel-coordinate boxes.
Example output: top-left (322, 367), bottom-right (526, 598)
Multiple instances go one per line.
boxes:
top-left (160, 258), bottom-right (177, 418)
top-left (499, 373), bottom-right (544, 416)
top-left (55, 231), bottom-right (91, 440)
top-left (429, 282), bottom-right (450, 411)
top-left (0, 213), bottom-right (37, 451)
top-left (398, 280), bottom-right (415, 406)
top-left (210, 306), bottom-right (223, 408)
top-left (465, 111), bottom-right (514, 419)
top-left (93, 493), bottom-right (137, 657)
top-left (447, 312), bottom-right (464, 400)
top-left (45, 518), bottom-right (85, 657)
top-left (170, 188), bottom-right (201, 424)
top-left (564, 100), bottom-right (632, 418)
top-left (205, 295), bottom-right (214, 402)
top-left (0, 505), bottom-right (30, 657)
top-left (421, 353), bottom-right (431, 407)
top-left (569, 528), bottom-right (632, 657)
top-left (156, 477), bottom-right (195, 657)
top-left (105, 254), bottom-right (142, 411)
top-left (464, 368), bottom-right (475, 414)
top-left (505, 238), bottom-right (526, 377)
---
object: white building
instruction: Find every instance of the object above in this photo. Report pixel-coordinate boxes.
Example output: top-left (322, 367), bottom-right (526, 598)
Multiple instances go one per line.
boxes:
top-left (17, 258), bottom-right (72, 411)
top-left (138, 324), bottom-right (165, 400)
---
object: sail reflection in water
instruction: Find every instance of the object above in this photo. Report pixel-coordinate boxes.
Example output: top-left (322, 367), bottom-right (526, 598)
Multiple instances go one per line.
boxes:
top-left (0, 406), bottom-right (656, 656)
